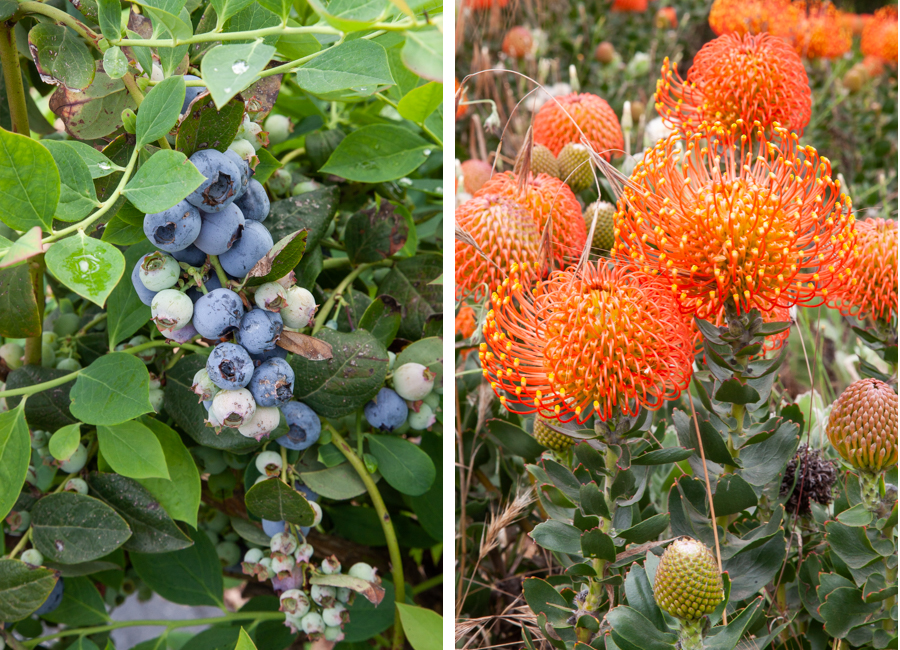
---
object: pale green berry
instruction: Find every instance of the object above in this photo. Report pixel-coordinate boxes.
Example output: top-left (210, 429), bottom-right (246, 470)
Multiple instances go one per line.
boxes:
top-left (393, 363), bottom-right (435, 401)
top-left (192, 368), bottom-right (218, 402)
top-left (139, 251), bottom-right (181, 292)
top-left (322, 604), bottom-right (345, 627)
top-left (408, 404), bottom-right (435, 430)
top-left (211, 389), bottom-right (256, 428)
top-left (59, 443), bottom-right (88, 473)
top-left (149, 387), bottom-right (164, 412)
top-left (0, 343), bottom-right (24, 369)
top-left (348, 562), bottom-right (377, 582)
top-left (151, 290), bottom-right (193, 332)
top-left (244, 548), bottom-right (264, 564)
top-left (239, 406), bottom-right (281, 439)
top-left (254, 282), bottom-right (287, 312)
top-left (56, 358), bottom-right (82, 372)
top-left (128, 335), bottom-right (156, 363)
top-left (265, 114), bottom-right (292, 145)
top-left (228, 138), bottom-right (256, 160)
top-left (216, 541), bottom-right (241, 566)
top-left (21, 549), bottom-right (43, 566)
top-left (280, 286), bottom-right (316, 329)
top-left (255, 450), bottom-right (283, 476)
top-left (280, 589), bottom-right (311, 616)
top-left (65, 478), bottom-right (89, 494)
top-left (301, 612), bottom-right (325, 636)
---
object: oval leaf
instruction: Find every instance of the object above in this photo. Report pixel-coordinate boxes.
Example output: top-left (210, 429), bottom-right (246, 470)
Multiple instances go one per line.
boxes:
top-left (366, 434), bottom-right (435, 496)
top-left (46, 232), bottom-right (125, 308)
top-left (31, 492), bottom-right (132, 564)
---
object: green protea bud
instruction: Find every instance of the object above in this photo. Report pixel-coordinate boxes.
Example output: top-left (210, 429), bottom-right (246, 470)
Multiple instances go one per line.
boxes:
top-left (531, 143), bottom-right (559, 178)
top-left (533, 417), bottom-right (574, 451)
top-left (826, 378), bottom-right (898, 474)
top-left (557, 143), bottom-right (593, 193)
top-left (584, 201), bottom-right (616, 251)
top-left (653, 537), bottom-right (723, 621)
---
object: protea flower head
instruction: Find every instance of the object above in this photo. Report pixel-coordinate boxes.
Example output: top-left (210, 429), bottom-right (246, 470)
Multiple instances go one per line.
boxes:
top-left (455, 304), bottom-right (477, 339)
top-left (479, 261), bottom-right (694, 424)
top-left (780, 444), bottom-right (837, 515)
top-left (455, 195), bottom-right (541, 301)
top-left (463, 0), bottom-right (509, 10)
top-left (476, 171), bottom-right (586, 266)
top-left (530, 143), bottom-right (560, 178)
top-left (612, 120), bottom-right (858, 321)
top-left (656, 33), bottom-right (811, 137)
top-left (502, 26), bottom-right (533, 58)
top-left (533, 416), bottom-right (576, 451)
top-left (532, 93), bottom-right (624, 159)
top-left (828, 218), bottom-right (897, 323)
top-left (455, 78), bottom-right (468, 120)
top-left (709, 0), bottom-right (785, 36)
top-left (653, 537), bottom-right (724, 621)
top-left (785, 1), bottom-right (852, 59)
top-left (861, 6), bottom-right (898, 65)
top-left (460, 159), bottom-right (493, 194)
top-left (826, 378), bottom-right (898, 474)
top-left (612, 0), bottom-right (648, 11)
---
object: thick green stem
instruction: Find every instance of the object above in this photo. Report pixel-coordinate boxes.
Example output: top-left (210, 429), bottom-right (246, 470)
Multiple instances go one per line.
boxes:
top-left (23, 256), bottom-right (45, 366)
top-left (0, 20), bottom-right (29, 135)
top-left (677, 618), bottom-right (704, 650)
top-left (23, 611), bottom-right (286, 648)
top-left (15, 2), bottom-right (102, 48)
top-left (327, 425), bottom-right (405, 650)
top-left (859, 471), bottom-right (882, 512)
top-left (208, 255), bottom-right (230, 287)
top-left (312, 260), bottom-right (390, 334)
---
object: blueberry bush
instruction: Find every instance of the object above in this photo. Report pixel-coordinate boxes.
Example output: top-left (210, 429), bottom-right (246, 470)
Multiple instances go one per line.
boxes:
top-left (0, 0), bottom-right (444, 646)
top-left (455, 2), bottom-right (897, 650)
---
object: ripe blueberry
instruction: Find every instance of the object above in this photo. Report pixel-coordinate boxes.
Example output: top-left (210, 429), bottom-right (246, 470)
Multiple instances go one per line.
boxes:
top-left (364, 387), bottom-right (408, 432)
top-left (237, 308), bottom-right (281, 355)
top-left (172, 243), bottom-right (207, 266)
top-left (192, 288), bottom-right (245, 339)
top-left (248, 357), bottom-right (294, 407)
top-left (186, 149), bottom-right (241, 213)
top-left (277, 401), bottom-right (321, 450)
top-left (207, 342), bottom-right (254, 390)
top-left (192, 203), bottom-right (245, 256)
top-left (34, 579), bottom-right (64, 616)
top-left (143, 200), bottom-right (202, 252)
top-left (181, 74), bottom-right (206, 113)
top-left (234, 179), bottom-right (269, 222)
top-left (218, 221), bottom-right (273, 277)
top-left (225, 149), bottom-right (252, 201)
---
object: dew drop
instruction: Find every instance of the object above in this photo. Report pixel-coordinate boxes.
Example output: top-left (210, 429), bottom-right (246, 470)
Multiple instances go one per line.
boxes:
top-left (232, 59), bottom-right (249, 74)
top-left (98, 161), bottom-right (111, 170)
top-left (423, 149), bottom-right (432, 156)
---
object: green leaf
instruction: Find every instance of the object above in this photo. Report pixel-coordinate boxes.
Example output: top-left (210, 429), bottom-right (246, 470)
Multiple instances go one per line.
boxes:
top-left (345, 201), bottom-right (409, 264)
top-left (0, 264), bottom-right (42, 337)
top-left (366, 434), bottom-right (435, 496)
top-left (135, 417), bottom-right (202, 528)
top-left (289, 328), bottom-right (388, 418)
top-left (31, 492), bottom-right (132, 563)
top-left (631, 447), bottom-right (692, 465)
top-left (321, 124), bottom-right (431, 182)
top-left (276, 25), bottom-right (321, 61)
top-left (607, 606), bottom-right (679, 650)
top-left (234, 628), bottom-right (258, 650)
top-left (0, 559), bottom-right (58, 621)
top-left (296, 457), bottom-right (369, 500)
top-left (623, 563), bottom-right (666, 632)
top-left (175, 93), bottom-right (245, 157)
top-left (252, 147), bottom-right (282, 184)
top-left (210, 0), bottom-right (255, 26)
top-left (131, 526), bottom-right (224, 607)
top-left (358, 295), bottom-right (402, 347)
top-left (122, 149), bottom-right (206, 213)
top-left (97, 421), bottom-right (170, 480)
top-left (522, 577), bottom-right (572, 628)
top-left (825, 520), bottom-right (883, 568)
top-left (132, 0), bottom-right (193, 42)
top-left (70, 352), bottom-right (154, 425)
top-left (703, 597), bottom-right (764, 650)
top-left (45, 232), bottom-right (125, 308)
top-left (87, 472), bottom-right (192, 552)
top-left (201, 41), bottom-right (276, 108)
top-left (0, 226), bottom-right (43, 269)
top-left (136, 75), bottom-right (186, 146)
top-left (580, 527), bottom-right (616, 561)
top-left (712, 474), bottom-right (757, 516)
top-left (305, 0), bottom-right (387, 31)
top-left (42, 576), bottom-right (109, 626)
top-left (0, 127), bottom-right (60, 230)
top-left (722, 534), bottom-right (785, 601)
top-left (396, 603), bottom-right (442, 650)
top-left (43, 140), bottom-right (100, 222)
top-left (295, 40), bottom-right (394, 101)
top-left (49, 63), bottom-right (136, 140)
top-left (400, 28), bottom-right (441, 82)
top-left (27, 23), bottom-right (96, 90)
top-left (0, 403), bottom-right (29, 522)
top-left (714, 379), bottom-right (761, 405)
top-left (836, 503), bottom-right (874, 527)
top-left (107, 240), bottom-right (155, 349)
top-left (820, 587), bottom-right (880, 639)
top-left (397, 81), bottom-right (442, 123)
top-left (617, 513), bottom-right (670, 544)
top-left (531, 519), bottom-right (583, 554)
top-left (223, 4), bottom-right (281, 45)
top-left (101, 215), bottom-right (146, 245)
top-left (737, 419), bottom-right (799, 488)
top-left (378, 254), bottom-right (441, 340)
top-left (257, 0), bottom-right (291, 19)
top-left (96, 0), bottom-right (122, 41)
top-left (245, 229), bottom-right (307, 287)
top-left (103, 46), bottom-right (129, 79)
top-left (48, 423), bottom-right (81, 462)
top-left (244, 478), bottom-right (315, 526)
top-left (4, 366), bottom-right (77, 430)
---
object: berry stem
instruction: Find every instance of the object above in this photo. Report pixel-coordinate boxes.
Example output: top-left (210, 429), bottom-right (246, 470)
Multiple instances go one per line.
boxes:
top-left (326, 424), bottom-right (406, 650)
top-left (208, 255), bottom-right (230, 288)
top-left (0, 20), bottom-right (30, 136)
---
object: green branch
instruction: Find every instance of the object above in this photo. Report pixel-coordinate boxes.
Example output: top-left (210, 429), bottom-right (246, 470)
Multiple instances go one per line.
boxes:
top-left (114, 24), bottom-right (341, 48)
top-left (311, 260), bottom-right (391, 334)
top-left (0, 21), bottom-right (29, 135)
top-left (327, 425), bottom-right (406, 650)
top-left (22, 611), bottom-right (286, 648)
top-left (15, 2), bottom-right (102, 48)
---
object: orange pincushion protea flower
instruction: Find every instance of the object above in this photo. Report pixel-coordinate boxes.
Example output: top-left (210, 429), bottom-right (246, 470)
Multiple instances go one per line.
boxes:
top-left (532, 93), bottom-right (624, 159)
top-left (829, 218), bottom-right (898, 323)
top-left (456, 195), bottom-right (541, 301)
top-left (461, 159), bottom-right (493, 194)
top-left (480, 261), bottom-right (694, 424)
top-left (786, 2), bottom-right (852, 59)
top-left (612, 121), bottom-right (858, 321)
top-left (455, 78), bottom-right (468, 120)
top-left (656, 33), bottom-right (811, 137)
top-left (861, 6), bottom-right (898, 65)
top-left (463, 0), bottom-right (509, 9)
top-left (476, 171), bottom-right (587, 265)
top-left (456, 304), bottom-right (477, 339)
top-left (709, 0), bottom-right (785, 36)
top-left (612, 0), bottom-right (648, 12)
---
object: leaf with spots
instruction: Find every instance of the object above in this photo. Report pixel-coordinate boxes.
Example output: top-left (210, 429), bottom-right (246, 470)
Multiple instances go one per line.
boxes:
top-left (31, 492), bottom-right (132, 564)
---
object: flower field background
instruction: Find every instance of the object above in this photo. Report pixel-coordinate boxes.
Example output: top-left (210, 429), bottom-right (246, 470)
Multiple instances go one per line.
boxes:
top-left (454, 1), bottom-right (898, 649)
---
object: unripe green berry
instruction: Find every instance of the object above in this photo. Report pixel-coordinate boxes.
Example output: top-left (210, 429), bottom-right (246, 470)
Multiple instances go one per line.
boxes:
top-left (21, 549), bottom-right (43, 566)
